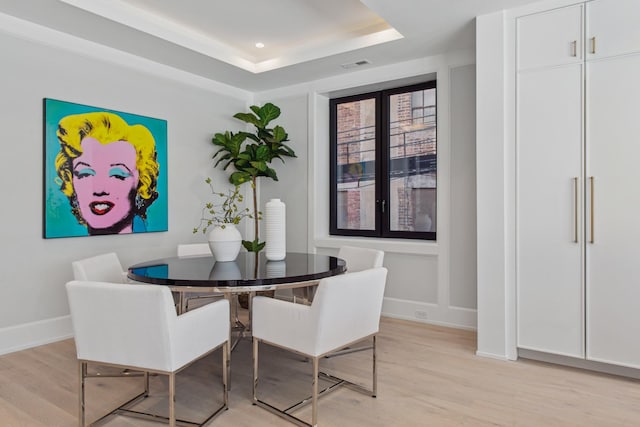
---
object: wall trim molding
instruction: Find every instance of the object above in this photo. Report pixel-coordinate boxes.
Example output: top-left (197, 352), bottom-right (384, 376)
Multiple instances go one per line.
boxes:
top-left (0, 298), bottom-right (477, 356)
top-left (0, 315), bottom-right (73, 356)
top-left (382, 297), bottom-right (476, 330)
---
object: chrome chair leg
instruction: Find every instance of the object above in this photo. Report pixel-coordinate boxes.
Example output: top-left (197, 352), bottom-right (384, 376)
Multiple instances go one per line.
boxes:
top-left (77, 346), bottom-right (227, 427)
top-left (169, 372), bottom-right (176, 427)
top-left (372, 335), bottom-right (377, 397)
top-left (312, 356), bottom-right (319, 427)
top-left (79, 361), bottom-right (86, 427)
top-left (252, 337), bottom-right (259, 404)
top-left (252, 335), bottom-right (378, 426)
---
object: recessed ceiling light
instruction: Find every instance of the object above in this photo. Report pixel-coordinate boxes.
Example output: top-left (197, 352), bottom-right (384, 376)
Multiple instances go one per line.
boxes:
top-left (255, 42), bottom-right (265, 49)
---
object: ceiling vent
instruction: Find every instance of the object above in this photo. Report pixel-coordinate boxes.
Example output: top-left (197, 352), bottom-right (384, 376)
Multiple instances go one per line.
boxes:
top-left (340, 59), bottom-right (371, 69)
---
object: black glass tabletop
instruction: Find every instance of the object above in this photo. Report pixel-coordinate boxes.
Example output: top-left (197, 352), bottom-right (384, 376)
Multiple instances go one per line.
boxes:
top-left (128, 252), bottom-right (346, 289)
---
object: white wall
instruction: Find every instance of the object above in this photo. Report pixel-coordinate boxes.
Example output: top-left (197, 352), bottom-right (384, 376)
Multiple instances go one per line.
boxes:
top-left (450, 64), bottom-right (477, 310)
top-left (0, 10), bottom-right (480, 354)
top-left (258, 49), bottom-right (478, 330)
top-left (0, 14), bottom-right (252, 354)
top-left (257, 94), bottom-right (309, 253)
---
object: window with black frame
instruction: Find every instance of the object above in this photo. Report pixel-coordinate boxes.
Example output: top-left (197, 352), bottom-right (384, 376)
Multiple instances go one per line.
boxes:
top-left (329, 81), bottom-right (436, 240)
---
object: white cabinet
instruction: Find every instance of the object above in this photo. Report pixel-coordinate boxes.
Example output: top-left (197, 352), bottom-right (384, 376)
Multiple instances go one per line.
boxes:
top-left (517, 4), bottom-right (584, 70)
top-left (516, 0), bottom-right (640, 368)
top-left (586, 0), bottom-right (640, 59)
top-left (517, 64), bottom-right (585, 358)
top-left (586, 53), bottom-right (640, 368)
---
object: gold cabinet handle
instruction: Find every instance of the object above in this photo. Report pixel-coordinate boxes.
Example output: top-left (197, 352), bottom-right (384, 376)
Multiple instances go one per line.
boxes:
top-left (590, 37), bottom-right (596, 54)
top-left (574, 177), bottom-right (579, 243)
top-left (571, 40), bottom-right (577, 57)
top-left (589, 176), bottom-right (595, 243)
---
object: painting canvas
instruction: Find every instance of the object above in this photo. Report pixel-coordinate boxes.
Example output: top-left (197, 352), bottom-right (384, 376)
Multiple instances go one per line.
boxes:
top-left (43, 98), bottom-right (168, 238)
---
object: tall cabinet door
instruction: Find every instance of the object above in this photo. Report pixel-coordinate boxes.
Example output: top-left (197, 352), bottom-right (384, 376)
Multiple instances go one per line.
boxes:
top-left (586, 53), bottom-right (640, 369)
top-left (516, 4), bottom-right (585, 357)
top-left (517, 64), bottom-right (585, 357)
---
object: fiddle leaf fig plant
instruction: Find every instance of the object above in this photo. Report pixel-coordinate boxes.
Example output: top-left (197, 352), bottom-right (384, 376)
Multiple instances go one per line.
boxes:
top-left (211, 102), bottom-right (296, 253)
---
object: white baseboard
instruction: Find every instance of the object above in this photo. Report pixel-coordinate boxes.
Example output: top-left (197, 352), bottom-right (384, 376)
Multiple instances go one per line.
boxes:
top-left (0, 297), bottom-right (477, 356)
top-left (382, 297), bottom-right (477, 330)
top-left (475, 350), bottom-right (511, 361)
top-left (0, 315), bottom-right (73, 356)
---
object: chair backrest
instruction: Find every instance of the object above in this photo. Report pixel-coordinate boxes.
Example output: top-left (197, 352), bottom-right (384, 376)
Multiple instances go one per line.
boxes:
top-left (177, 243), bottom-right (212, 257)
top-left (337, 246), bottom-right (384, 273)
top-left (72, 252), bottom-right (127, 283)
top-left (66, 280), bottom-right (178, 371)
top-left (311, 267), bottom-right (388, 355)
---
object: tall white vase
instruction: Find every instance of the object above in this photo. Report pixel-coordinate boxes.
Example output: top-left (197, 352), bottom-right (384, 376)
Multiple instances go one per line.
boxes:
top-left (265, 199), bottom-right (286, 261)
top-left (207, 224), bottom-right (242, 262)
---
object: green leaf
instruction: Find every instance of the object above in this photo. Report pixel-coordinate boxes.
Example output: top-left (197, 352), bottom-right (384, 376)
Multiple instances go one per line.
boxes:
top-left (265, 167), bottom-right (278, 181)
top-left (230, 171), bottom-right (250, 185)
top-left (250, 160), bottom-right (268, 172)
top-left (279, 144), bottom-right (297, 157)
top-left (242, 238), bottom-right (266, 253)
top-left (233, 112), bottom-right (260, 127)
top-left (255, 103), bottom-right (280, 127)
top-left (272, 125), bottom-right (288, 143)
top-left (257, 128), bottom-right (273, 142)
top-left (256, 145), bottom-right (270, 161)
top-left (240, 131), bottom-right (260, 143)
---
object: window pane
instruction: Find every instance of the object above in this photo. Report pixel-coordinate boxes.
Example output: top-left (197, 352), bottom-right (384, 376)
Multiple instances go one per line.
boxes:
top-left (388, 88), bottom-right (436, 232)
top-left (335, 98), bottom-right (376, 231)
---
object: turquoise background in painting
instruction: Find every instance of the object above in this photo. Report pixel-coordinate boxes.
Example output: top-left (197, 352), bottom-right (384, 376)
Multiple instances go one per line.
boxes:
top-left (44, 98), bottom-right (168, 238)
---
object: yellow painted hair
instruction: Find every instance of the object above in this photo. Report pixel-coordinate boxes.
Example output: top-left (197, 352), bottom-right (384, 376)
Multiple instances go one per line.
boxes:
top-left (55, 111), bottom-right (159, 218)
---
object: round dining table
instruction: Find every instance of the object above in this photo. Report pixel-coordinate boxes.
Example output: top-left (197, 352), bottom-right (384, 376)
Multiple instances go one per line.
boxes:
top-left (127, 251), bottom-right (346, 294)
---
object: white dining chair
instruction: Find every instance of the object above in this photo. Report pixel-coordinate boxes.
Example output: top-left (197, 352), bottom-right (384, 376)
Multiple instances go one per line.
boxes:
top-left (72, 252), bottom-right (130, 283)
top-left (252, 267), bottom-right (388, 427)
top-left (177, 243), bottom-right (212, 258)
top-left (291, 245), bottom-right (385, 304)
top-left (177, 243), bottom-right (245, 357)
top-left (177, 243), bottom-right (226, 312)
top-left (66, 280), bottom-right (230, 427)
top-left (338, 245), bottom-right (384, 272)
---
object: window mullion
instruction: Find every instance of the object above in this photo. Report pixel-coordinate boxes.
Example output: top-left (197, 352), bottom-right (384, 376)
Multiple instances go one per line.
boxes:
top-left (378, 92), bottom-right (389, 237)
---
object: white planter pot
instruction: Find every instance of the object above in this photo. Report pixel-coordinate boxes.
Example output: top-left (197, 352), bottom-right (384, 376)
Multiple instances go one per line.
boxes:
top-left (207, 224), bottom-right (242, 262)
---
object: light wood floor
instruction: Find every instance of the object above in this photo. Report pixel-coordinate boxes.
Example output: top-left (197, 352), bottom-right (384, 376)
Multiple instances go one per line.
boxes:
top-left (1, 316), bottom-right (639, 426)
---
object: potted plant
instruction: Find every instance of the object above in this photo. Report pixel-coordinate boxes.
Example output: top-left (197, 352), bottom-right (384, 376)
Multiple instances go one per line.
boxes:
top-left (211, 102), bottom-right (296, 253)
top-left (193, 178), bottom-right (253, 261)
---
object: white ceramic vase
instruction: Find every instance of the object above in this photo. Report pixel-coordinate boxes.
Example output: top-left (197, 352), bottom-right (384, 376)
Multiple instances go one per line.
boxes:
top-left (265, 199), bottom-right (286, 261)
top-left (207, 224), bottom-right (242, 262)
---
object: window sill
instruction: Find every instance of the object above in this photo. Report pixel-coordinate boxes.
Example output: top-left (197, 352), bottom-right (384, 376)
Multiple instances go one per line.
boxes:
top-left (314, 235), bottom-right (439, 256)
